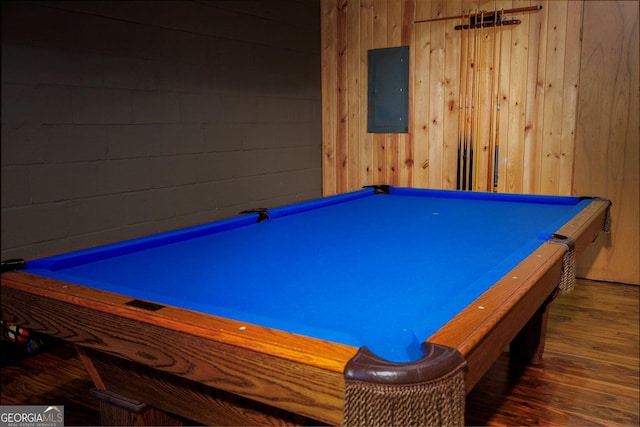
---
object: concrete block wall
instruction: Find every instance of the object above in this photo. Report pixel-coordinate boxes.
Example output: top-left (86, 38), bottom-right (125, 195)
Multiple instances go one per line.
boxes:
top-left (1, 1), bottom-right (322, 260)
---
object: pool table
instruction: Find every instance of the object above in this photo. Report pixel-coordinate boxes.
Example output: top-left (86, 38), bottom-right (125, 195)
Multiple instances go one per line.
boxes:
top-left (1, 186), bottom-right (610, 426)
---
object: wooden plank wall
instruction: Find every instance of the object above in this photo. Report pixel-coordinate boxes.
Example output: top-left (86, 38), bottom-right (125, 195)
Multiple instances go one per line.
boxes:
top-left (321, 0), bottom-right (639, 284)
top-left (321, 0), bottom-right (582, 194)
top-left (573, 1), bottom-right (639, 285)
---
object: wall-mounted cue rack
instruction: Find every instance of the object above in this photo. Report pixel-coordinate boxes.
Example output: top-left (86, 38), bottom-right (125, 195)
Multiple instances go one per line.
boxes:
top-left (414, 5), bottom-right (542, 192)
top-left (413, 5), bottom-right (543, 26)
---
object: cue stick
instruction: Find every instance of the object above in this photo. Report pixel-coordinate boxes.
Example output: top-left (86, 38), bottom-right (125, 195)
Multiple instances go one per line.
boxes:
top-left (486, 5), bottom-right (498, 191)
top-left (462, 10), bottom-right (472, 191)
top-left (459, 10), bottom-right (470, 190)
top-left (456, 136), bottom-right (462, 190)
top-left (493, 9), bottom-right (504, 192)
top-left (473, 10), bottom-right (484, 190)
top-left (469, 10), bottom-right (483, 191)
top-left (467, 10), bottom-right (476, 191)
top-left (468, 133), bottom-right (473, 190)
top-left (456, 10), bottom-right (467, 190)
top-left (462, 9), bottom-right (478, 190)
top-left (462, 9), bottom-right (473, 190)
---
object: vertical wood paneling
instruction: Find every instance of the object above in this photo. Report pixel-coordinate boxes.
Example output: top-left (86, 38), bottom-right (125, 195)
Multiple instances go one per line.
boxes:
top-left (558, 0), bottom-right (583, 194)
top-left (495, 0), bottom-right (513, 193)
top-left (505, 0), bottom-right (530, 194)
top-left (574, 0), bottom-right (639, 285)
top-left (324, 0), bottom-right (587, 195)
top-left (522, 0), bottom-right (547, 193)
top-left (540, 0), bottom-right (568, 194)
top-left (401, 0), bottom-right (416, 186)
top-left (387, 0), bottom-right (402, 186)
top-left (360, 0), bottom-right (374, 187)
top-left (490, 0), bottom-right (513, 191)
top-left (476, 1), bottom-right (494, 191)
top-left (320, 0), bottom-right (338, 195)
top-left (443, 0), bottom-right (463, 188)
top-left (336, 0), bottom-right (348, 192)
top-left (412, 0), bottom-right (432, 188)
top-left (346, 0), bottom-right (360, 191)
top-left (428, 0), bottom-right (446, 187)
top-left (373, 0), bottom-right (388, 188)
top-left (330, 0), bottom-right (348, 193)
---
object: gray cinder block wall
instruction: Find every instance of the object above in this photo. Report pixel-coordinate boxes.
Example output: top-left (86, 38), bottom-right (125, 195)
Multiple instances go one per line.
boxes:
top-left (1, 1), bottom-right (322, 260)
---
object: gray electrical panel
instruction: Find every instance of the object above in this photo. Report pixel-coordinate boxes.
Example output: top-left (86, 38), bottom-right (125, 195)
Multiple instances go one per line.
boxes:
top-left (367, 46), bottom-right (409, 134)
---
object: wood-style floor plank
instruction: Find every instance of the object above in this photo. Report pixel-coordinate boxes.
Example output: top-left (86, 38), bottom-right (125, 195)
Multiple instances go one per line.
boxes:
top-left (2, 279), bottom-right (638, 426)
top-left (1, 342), bottom-right (101, 426)
top-left (466, 279), bottom-right (639, 426)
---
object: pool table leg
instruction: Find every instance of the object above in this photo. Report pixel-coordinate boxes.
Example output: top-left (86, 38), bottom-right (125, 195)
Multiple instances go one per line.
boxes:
top-left (75, 345), bottom-right (325, 426)
top-left (76, 346), bottom-right (185, 426)
top-left (90, 388), bottom-right (183, 426)
top-left (510, 287), bottom-right (559, 364)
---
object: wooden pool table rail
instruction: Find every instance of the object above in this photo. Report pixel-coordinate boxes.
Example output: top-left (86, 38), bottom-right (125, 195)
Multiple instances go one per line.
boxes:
top-left (428, 199), bottom-right (610, 391)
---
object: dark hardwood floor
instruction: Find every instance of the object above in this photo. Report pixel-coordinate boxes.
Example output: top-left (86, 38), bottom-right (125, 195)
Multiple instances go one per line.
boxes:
top-left (466, 279), bottom-right (639, 426)
top-left (1, 279), bottom-right (638, 426)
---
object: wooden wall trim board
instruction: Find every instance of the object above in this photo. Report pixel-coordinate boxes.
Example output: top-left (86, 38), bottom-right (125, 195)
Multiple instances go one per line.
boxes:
top-left (320, 0), bottom-right (639, 284)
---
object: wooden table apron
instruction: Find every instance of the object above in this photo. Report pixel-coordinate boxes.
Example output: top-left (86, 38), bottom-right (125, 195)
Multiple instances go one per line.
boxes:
top-left (0, 199), bottom-right (610, 425)
top-left (0, 271), bottom-right (355, 425)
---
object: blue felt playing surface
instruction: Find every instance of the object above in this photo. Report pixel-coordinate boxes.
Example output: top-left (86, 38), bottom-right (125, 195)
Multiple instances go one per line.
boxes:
top-left (26, 188), bottom-right (591, 362)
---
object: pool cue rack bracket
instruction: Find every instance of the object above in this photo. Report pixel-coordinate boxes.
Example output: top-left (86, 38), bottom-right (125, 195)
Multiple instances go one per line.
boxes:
top-left (413, 5), bottom-right (542, 30)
